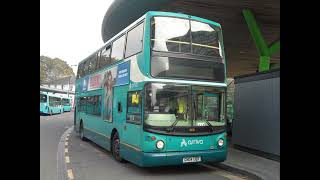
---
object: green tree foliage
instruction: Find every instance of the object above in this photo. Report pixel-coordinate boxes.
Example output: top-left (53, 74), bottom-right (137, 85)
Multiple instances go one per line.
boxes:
top-left (40, 55), bottom-right (75, 84)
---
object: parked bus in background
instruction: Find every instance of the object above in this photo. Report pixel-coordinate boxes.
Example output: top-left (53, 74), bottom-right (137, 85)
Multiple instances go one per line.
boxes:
top-left (75, 11), bottom-right (227, 167)
top-left (40, 92), bottom-right (63, 115)
top-left (62, 97), bottom-right (72, 112)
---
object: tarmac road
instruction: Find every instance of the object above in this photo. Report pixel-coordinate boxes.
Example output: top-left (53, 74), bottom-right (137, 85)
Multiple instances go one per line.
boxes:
top-left (40, 112), bottom-right (248, 180)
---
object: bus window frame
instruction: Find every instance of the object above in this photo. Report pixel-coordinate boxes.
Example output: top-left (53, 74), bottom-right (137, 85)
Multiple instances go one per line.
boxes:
top-left (88, 53), bottom-right (98, 74)
top-left (124, 20), bottom-right (145, 59)
top-left (86, 95), bottom-right (102, 117)
top-left (77, 62), bottom-right (84, 79)
top-left (97, 44), bottom-right (112, 70)
top-left (110, 33), bottom-right (126, 64)
top-left (149, 16), bottom-right (225, 83)
top-left (149, 16), bottom-right (223, 58)
top-left (76, 19), bottom-right (145, 80)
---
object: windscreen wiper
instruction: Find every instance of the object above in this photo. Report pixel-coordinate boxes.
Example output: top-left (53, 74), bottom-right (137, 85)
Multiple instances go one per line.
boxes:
top-left (203, 119), bottom-right (215, 131)
top-left (167, 119), bottom-right (181, 132)
top-left (192, 93), bottom-right (214, 131)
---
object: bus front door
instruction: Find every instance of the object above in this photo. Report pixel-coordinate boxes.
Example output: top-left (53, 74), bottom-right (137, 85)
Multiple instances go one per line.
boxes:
top-left (114, 87), bottom-right (142, 162)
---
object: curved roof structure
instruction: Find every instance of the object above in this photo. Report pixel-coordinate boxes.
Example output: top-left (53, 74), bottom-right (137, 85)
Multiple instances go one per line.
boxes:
top-left (101, 0), bottom-right (280, 77)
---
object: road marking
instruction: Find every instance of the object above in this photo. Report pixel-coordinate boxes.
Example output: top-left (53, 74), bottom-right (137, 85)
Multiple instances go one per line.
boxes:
top-left (66, 137), bottom-right (69, 141)
top-left (57, 126), bottom-right (74, 180)
top-left (199, 164), bottom-right (247, 180)
top-left (65, 156), bottom-right (70, 163)
top-left (67, 169), bottom-right (74, 180)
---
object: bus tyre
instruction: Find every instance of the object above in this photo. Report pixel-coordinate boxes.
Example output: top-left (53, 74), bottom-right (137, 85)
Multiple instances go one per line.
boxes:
top-left (112, 132), bottom-right (124, 162)
top-left (80, 122), bottom-right (87, 141)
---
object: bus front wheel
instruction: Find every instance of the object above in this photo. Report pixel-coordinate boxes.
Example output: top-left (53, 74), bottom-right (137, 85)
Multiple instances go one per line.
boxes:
top-left (112, 132), bottom-right (124, 162)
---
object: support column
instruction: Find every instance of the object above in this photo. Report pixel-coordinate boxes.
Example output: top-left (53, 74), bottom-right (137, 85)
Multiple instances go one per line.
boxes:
top-left (259, 56), bottom-right (270, 72)
top-left (242, 9), bottom-right (280, 72)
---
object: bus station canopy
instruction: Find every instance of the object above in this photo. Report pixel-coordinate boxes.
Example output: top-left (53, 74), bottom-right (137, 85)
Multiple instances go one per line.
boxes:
top-left (101, 0), bottom-right (279, 77)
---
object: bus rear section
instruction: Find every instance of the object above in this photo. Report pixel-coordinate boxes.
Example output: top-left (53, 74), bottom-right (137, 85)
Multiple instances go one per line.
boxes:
top-left (62, 98), bottom-right (72, 112)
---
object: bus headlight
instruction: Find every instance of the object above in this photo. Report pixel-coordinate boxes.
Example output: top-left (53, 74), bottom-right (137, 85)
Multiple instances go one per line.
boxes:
top-left (156, 140), bottom-right (164, 149)
top-left (218, 139), bottom-right (224, 147)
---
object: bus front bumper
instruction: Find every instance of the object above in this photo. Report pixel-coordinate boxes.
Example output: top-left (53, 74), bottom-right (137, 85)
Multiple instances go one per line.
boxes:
top-left (137, 149), bottom-right (227, 167)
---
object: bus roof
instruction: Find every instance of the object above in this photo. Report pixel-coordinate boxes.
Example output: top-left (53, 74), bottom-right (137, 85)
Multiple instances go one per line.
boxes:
top-left (78, 11), bottom-right (221, 65)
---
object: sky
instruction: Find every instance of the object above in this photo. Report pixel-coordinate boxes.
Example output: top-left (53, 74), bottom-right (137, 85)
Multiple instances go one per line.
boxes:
top-left (40, 0), bottom-right (114, 74)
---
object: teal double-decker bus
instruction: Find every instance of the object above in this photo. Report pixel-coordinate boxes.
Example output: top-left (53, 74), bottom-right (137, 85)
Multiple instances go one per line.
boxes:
top-left (75, 11), bottom-right (227, 167)
top-left (40, 92), bottom-right (63, 115)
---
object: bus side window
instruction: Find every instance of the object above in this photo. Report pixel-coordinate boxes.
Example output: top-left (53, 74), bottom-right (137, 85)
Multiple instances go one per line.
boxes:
top-left (111, 35), bottom-right (126, 63)
top-left (87, 54), bottom-right (97, 74)
top-left (126, 91), bottom-right (142, 124)
top-left (125, 21), bottom-right (144, 58)
top-left (83, 60), bottom-right (90, 77)
top-left (77, 63), bottom-right (84, 79)
top-left (99, 45), bottom-right (111, 69)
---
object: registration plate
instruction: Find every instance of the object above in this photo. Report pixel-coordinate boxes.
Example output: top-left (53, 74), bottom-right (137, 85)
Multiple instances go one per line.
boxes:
top-left (182, 156), bottom-right (201, 163)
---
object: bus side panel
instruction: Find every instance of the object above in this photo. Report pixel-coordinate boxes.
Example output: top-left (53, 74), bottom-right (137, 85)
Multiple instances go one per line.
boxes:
top-left (89, 114), bottom-right (112, 151)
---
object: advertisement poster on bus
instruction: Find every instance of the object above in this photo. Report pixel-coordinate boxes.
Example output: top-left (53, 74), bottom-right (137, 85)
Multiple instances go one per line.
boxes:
top-left (88, 73), bottom-right (102, 90)
top-left (115, 61), bottom-right (130, 86)
top-left (102, 67), bottom-right (117, 121)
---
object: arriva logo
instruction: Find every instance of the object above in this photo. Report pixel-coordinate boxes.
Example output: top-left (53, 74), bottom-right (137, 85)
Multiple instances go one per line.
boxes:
top-left (180, 139), bottom-right (204, 147)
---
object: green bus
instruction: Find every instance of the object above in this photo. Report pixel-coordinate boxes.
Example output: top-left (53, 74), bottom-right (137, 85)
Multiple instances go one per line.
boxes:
top-left (62, 97), bottom-right (72, 112)
top-left (40, 92), bottom-right (63, 115)
top-left (75, 11), bottom-right (227, 167)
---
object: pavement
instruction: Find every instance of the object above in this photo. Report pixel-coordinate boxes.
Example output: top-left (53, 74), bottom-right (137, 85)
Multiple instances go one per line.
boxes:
top-left (214, 139), bottom-right (280, 180)
top-left (41, 112), bottom-right (279, 180)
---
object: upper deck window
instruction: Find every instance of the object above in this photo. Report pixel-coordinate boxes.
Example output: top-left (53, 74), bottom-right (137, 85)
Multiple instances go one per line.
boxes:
top-left (151, 17), bottom-right (221, 57)
top-left (125, 22), bottom-right (144, 58)
top-left (151, 17), bottom-right (191, 53)
top-left (191, 21), bottom-right (220, 57)
top-left (150, 16), bottom-right (225, 82)
top-left (99, 45), bottom-right (111, 69)
top-left (111, 35), bottom-right (125, 62)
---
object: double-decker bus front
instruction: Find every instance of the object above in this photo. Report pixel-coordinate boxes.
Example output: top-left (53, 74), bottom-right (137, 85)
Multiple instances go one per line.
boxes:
top-left (136, 12), bottom-right (227, 166)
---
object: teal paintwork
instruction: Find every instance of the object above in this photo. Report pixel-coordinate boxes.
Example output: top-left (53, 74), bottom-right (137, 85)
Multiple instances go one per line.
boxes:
top-left (40, 102), bottom-right (49, 114)
top-left (62, 98), bottom-right (72, 112)
top-left (75, 11), bottom-right (227, 167)
top-left (40, 92), bottom-right (63, 115)
top-left (63, 105), bottom-right (72, 112)
top-left (122, 148), bottom-right (226, 167)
